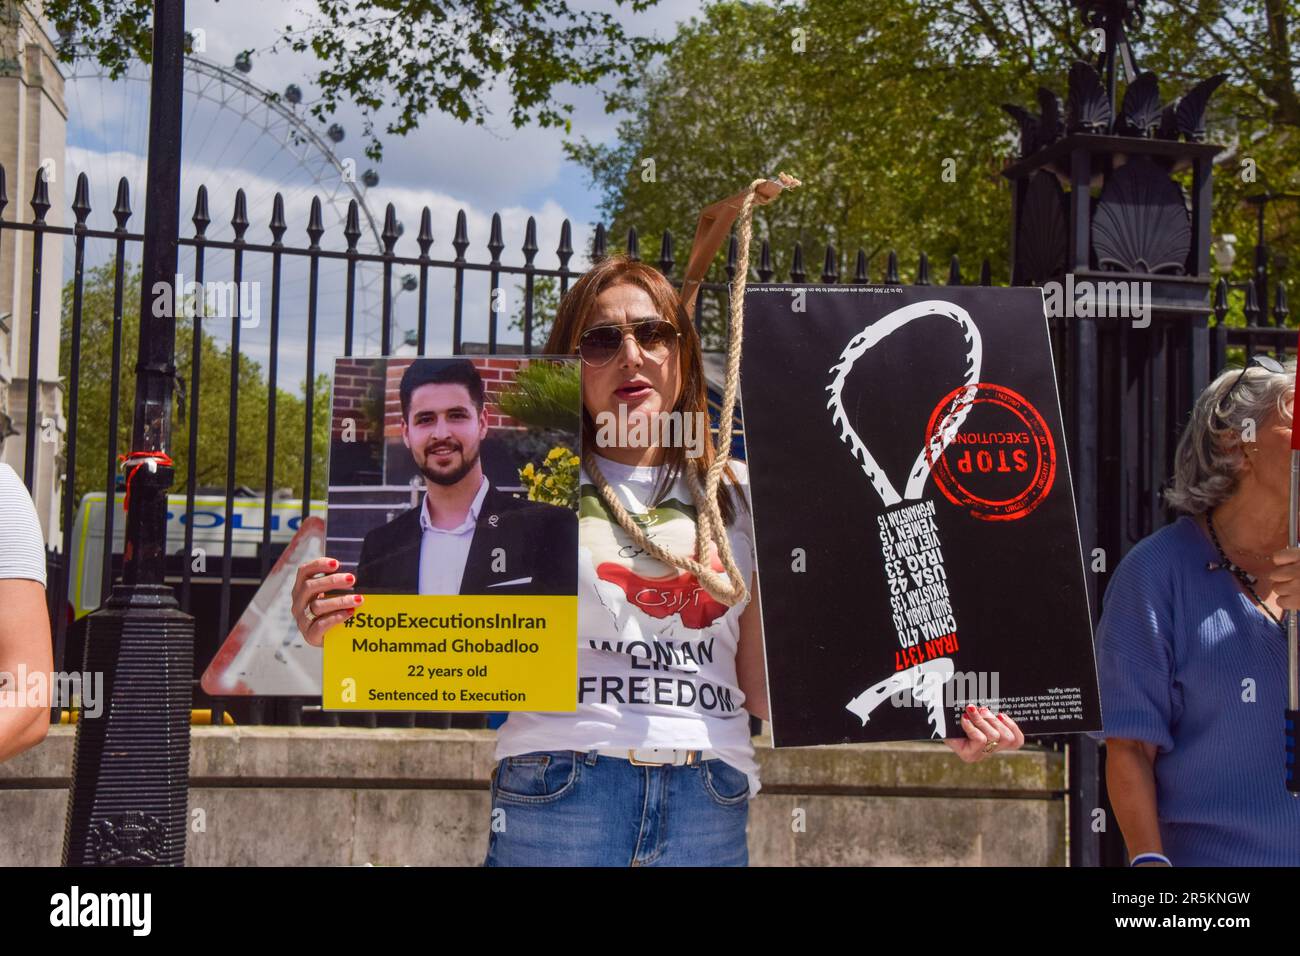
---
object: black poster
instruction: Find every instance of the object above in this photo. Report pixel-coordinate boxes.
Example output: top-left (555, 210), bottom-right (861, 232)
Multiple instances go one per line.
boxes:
top-left (740, 286), bottom-right (1101, 746)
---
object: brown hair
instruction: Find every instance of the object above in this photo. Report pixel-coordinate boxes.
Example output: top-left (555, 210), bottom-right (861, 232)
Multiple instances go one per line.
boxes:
top-left (544, 255), bottom-right (745, 525)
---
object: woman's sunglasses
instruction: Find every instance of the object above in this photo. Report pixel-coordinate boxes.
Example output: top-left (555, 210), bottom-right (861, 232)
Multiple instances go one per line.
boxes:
top-left (576, 319), bottom-right (681, 368)
top-left (1224, 353), bottom-right (1285, 398)
top-left (1214, 353), bottom-right (1286, 419)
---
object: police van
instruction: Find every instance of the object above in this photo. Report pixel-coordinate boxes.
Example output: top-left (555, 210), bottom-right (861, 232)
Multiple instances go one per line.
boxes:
top-left (64, 490), bottom-right (327, 689)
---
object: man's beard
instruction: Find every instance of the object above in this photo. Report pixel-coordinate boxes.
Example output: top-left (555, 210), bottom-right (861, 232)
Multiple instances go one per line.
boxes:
top-left (419, 443), bottom-right (479, 486)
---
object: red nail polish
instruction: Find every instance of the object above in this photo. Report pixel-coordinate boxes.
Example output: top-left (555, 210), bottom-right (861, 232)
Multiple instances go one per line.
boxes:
top-left (354, 595), bottom-right (363, 604)
top-left (345, 574), bottom-right (355, 584)
top-left (329, 559), bottom-right (338, 569)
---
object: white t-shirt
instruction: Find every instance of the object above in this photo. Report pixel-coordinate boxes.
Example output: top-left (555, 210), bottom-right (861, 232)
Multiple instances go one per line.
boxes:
top-left (494, 455), bottom-right (762, 797)
top-left (0, 463), bottom-right (47, 586)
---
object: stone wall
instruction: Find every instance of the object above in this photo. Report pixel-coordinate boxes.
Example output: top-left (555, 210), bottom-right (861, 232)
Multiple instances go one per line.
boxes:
top-left (0, 726), bottom-right (1065, 866)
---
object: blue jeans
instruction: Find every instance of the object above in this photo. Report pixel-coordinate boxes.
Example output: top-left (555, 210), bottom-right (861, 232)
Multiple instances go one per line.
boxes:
top-left (483, 749), bottom-right (750, 866)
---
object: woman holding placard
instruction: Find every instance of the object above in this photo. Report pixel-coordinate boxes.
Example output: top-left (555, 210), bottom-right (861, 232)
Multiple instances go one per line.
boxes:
top-left (290, 180), bottom-right (1026, 866)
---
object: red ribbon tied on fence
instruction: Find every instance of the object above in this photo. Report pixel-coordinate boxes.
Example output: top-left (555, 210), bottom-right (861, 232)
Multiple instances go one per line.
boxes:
top-left (117, 451), bottom-right (175, 512)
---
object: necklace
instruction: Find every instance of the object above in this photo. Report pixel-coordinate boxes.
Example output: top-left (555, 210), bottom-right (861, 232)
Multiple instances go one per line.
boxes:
top-left (1216, 522), bottom-right (1284, 560)
top-left (1205, 509), bottom-right (1283, 628)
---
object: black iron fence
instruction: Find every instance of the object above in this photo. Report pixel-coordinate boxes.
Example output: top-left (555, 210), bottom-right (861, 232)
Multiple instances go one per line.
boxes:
top-left (1, 163), bottom-right (1294, 736)
top-left (1050, 274), bottom-right (1296, 574)
top-left (0, 164), bottom-right (1006, 730)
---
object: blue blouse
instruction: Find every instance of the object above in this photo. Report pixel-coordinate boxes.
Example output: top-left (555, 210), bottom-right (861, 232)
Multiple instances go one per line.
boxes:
top-left (1094, 516), bottom-right (1300, 866)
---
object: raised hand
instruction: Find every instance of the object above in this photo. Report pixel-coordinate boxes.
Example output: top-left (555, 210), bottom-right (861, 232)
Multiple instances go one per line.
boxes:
top-left (292, 556), bottom-right (363, 648)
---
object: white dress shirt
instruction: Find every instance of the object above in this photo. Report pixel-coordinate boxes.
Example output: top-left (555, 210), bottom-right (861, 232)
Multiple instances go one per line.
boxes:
top-left (418, 475), bottom-right (490, 595)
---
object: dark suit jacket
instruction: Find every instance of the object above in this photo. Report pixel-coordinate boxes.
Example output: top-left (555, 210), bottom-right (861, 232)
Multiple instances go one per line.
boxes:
top-left (352, 486), bottom-right (577, 596)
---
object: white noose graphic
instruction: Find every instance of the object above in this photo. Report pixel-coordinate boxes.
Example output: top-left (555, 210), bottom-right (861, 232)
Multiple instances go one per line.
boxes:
top-left (826, 300), bottom-right (983, 506)
top-left (845, 658), bottom-right (955, 738)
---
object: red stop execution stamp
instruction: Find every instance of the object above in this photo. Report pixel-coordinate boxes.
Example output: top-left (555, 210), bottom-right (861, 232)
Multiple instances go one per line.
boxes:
top-left (923, 382), bottom-right (1056, 521)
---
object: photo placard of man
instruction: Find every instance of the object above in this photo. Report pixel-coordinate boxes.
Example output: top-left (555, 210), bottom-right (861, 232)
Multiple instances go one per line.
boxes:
top-left (352, 359), bottom-right (577, 596)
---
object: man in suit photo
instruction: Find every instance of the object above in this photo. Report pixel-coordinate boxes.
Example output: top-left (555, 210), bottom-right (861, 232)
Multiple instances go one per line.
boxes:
top-left (352, 359), bottom-right (577, 597)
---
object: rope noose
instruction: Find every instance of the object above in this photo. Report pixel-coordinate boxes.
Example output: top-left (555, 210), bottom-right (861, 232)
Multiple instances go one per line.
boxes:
top-left (583, 174), bottom-right (801, 607)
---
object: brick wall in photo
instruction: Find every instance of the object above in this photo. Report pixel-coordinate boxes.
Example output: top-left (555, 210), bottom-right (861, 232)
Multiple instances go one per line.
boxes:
top-left (383, 358), bottom-right (524, 439)
top-left (331, 358), bottom-right (386, 444)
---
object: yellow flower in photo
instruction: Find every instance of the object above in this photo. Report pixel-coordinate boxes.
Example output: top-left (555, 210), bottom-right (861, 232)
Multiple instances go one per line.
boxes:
top-left (519, 444), bottom-right (580, 511)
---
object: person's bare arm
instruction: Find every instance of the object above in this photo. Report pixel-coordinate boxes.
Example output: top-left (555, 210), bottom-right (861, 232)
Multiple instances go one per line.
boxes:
top-left (735, 572), bottom-right (769, 722)
top-left (0, 579), bottom-right (53, 763)
top-left (1106, 737), bottom-right (1166, 863)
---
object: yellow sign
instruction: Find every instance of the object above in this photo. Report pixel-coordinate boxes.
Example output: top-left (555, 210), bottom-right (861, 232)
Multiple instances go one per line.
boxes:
top-left (321, 594), bottom-right (577, 711)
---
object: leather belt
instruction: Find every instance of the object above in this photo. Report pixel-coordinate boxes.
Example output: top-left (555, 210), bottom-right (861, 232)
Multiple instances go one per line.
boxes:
top-left (591, 747), bottom-right (721, 766)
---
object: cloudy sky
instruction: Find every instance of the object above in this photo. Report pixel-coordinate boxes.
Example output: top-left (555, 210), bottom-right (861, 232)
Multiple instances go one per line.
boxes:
top-left (54, 0), bottom-right (706, 379)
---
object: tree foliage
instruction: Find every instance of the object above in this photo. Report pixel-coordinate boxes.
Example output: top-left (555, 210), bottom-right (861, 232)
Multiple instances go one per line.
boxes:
top-left (564, 0), bottom-right (1019, 347)
top-left (60, 262), bottom-right (332, 506)
top-left (931, 0), bottom-right (1300, 314)
top-left (509, 273), bottom-right (560, 347)
top-left (41, 0), bottom-right (668, 161)
top-left (495, 359), bottom-right (580, 434)
top-left (567, 0), bottom-right (1300, 327)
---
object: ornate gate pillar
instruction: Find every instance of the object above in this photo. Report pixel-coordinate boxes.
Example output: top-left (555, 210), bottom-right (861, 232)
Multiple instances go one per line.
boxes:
top-left (1000, 0), bottom-right (1227, 866)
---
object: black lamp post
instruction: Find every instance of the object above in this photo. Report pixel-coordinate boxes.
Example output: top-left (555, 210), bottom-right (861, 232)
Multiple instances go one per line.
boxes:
top-left (63, 0), bottom-right (195, 867)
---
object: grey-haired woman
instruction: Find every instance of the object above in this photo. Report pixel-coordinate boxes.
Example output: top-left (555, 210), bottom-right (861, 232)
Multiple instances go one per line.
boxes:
top-left (1096, 355), bottom-right (1300, 866)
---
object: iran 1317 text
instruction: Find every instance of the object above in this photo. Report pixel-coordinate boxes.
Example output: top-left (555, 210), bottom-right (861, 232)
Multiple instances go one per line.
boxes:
top-left (895, 632), bottom-right (959, 671)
